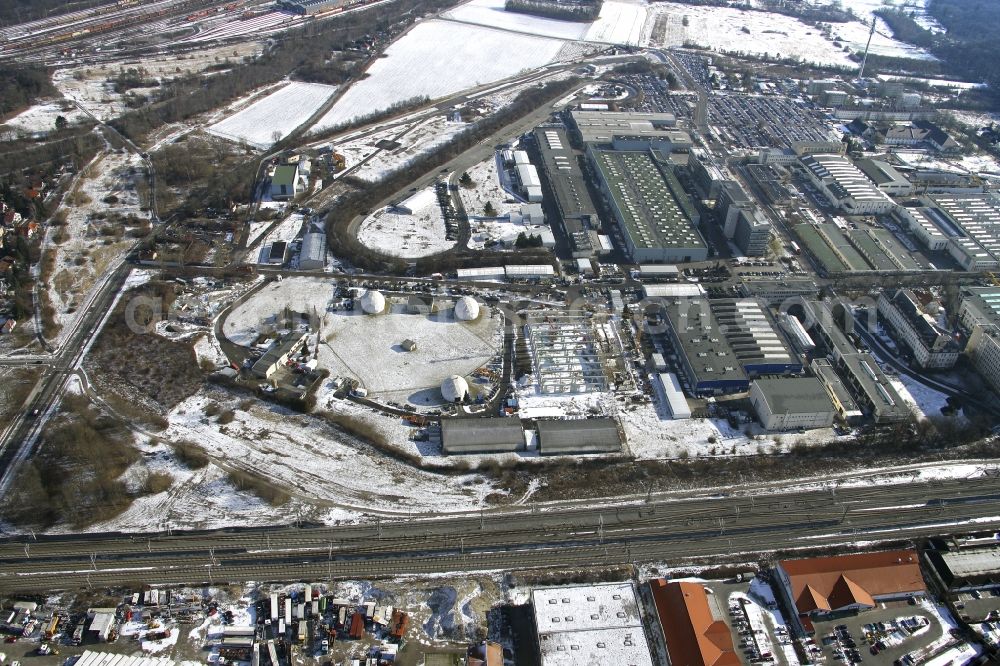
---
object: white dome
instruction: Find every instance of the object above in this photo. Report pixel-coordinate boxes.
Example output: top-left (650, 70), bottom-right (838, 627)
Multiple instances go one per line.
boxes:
top-left (441, 375), bottom-right (470, 403)
top-left (454, 296), bottom-right (480, 321)
top-left (360, 290), bottom-right (385, 315)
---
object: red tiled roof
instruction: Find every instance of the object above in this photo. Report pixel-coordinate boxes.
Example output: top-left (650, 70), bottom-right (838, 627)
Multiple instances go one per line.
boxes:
top-left (650, 580), bottom-right (740, 666)
top-left (780, 550), bottom-right (924, 615)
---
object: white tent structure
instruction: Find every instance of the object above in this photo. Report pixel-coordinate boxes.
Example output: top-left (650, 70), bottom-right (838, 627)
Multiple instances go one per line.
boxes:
top-left (441, 375), bottom-right (470, 402)
top-left (360, 290), bottom-right (385, 315)
top-left (454, 296), bottom-right (481, 322)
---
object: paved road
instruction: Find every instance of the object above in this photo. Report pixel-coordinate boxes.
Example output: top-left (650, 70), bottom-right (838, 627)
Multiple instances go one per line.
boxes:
top-left (0, 474), bottom-right (997, 592)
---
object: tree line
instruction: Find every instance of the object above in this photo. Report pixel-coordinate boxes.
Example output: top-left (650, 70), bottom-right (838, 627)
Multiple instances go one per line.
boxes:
top-left (504, 0), bottom-right (602, 22)
top-left (0, 66), bottom-right (56, 120)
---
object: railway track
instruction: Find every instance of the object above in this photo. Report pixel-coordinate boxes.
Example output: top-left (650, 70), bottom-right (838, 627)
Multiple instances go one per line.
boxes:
top-left (0, 476), bottom-right (996, 592)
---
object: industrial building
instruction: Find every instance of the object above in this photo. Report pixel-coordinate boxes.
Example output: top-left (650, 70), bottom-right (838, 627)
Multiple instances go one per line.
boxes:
top-left (800, 154), bottom-right (895, 215)
top-left (569, 110), bottom-right (687, 153)
top-left (798, 300), bottom-right (909, 423)
top-left (884, 120), bottom-right (959, 152)
top-left (967, 323), bottom-right (1000, 396)
top-left (737, 278), bottom-right (818, 304)
top-left (855, 158), bottom-right (914, 196)
top-left (441, 418), bottom-right (524, 455)
top-left (687, 149), bottom-right (731, 199)
top-left (504, 264), bottom-right (555, 279)
top-left (748, 377), bottom-right (835, 431)
top-left (252, 330), bottom-right (308, 379)
top-left (811, 358), bottom-right (864, 424)
top-left (732, 205), bottom-right (772, 257)
top-left (655, 372), bottom-right (691, 419)
top-left (925, 540), bottom-right (1000, 597)
top-left (270, 164), bottom-right (301, 200)
top-left (649, 580), bottom-right (740, 666)
top-left (641, 283), bottom-right (705, 299)
top-left (958, 286), bottom-right (1000, 331)
top-left (532, 582), bottom-right (655, 666)
top-left (709, 299), bottom-right (801, 376)
top-left (456, 266), bottom-right (506, 282)
top-left (716, 180), bottom-right (752, 238)
top-left (661, 299), bottom-right (747, 395)
top-left (536, 418), bottom-right (622, 455)
top-left (277, 0), bottom-right (351, 14)
top-left (875, 289), bottom-right (959, 369)
top-left (298, 231), bottom-right (326, 270)
top-left (775, 550), bottom-right (926, 634)
top-left (515, 160), bottom-right (543, 203)
top-left (588, 148), bottom-right (707, 264)
top-left (926, 193), bottom-right (1000, 271)
top-left (532, 127), bottom-right (600, 257)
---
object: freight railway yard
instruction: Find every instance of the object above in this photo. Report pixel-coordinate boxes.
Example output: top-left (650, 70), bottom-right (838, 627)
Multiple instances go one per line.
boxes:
top-left (3, 0), bottom-right (1000, 662)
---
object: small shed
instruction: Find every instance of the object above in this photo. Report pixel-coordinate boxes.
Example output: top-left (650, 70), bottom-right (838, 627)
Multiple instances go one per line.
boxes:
top-left (401, 339), bottom-right (417, 352)
top-left (441, 418), bottom-right (524, 455)
top-left (536, 418), bottom-right (622, 455)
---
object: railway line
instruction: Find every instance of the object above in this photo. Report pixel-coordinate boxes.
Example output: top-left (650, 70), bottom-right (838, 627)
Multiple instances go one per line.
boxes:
top-left (0, 475), bottom-right (996, 592)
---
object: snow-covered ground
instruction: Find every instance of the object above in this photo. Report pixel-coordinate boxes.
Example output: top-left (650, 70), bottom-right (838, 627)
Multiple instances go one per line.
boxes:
top-left (316, 308), bottom-right (501, 404)
top-left (43, 149), bottom-right (150, 346)
top-left (584, 0), bottom-right (648, 45)
top-left (357, 190), bottom-right (455, 258)
top-left (352, 116), bottom-right (468, 182)
top-left (458, 153), bottom-right (550, 249)
top-left (650, 3), bottom-right (927, 66)
top-left (893, 149), bottom-right (1000, 178)
top-left (207, 81), bottom-right (338, 149)
top-left (442, 0), bottom-right (589, 40)
top-left (310, 20), bottom-right (568, 131)
top-left (256, 213), bottom-right (305, 263)
top-left (827, 15), bottom-right (936, 61)
top-left (2, 101), bottom-right (87, 135)
top-left (90, 387), bottom-right (504, 531)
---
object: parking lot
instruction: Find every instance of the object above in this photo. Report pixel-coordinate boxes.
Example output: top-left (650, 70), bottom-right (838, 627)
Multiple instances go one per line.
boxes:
top-left (703, 577), bottom-right (798, 666)
top-left (709, 95), bottom-right (838, 150)
top-left (809, 600), bottom-right (947, 665)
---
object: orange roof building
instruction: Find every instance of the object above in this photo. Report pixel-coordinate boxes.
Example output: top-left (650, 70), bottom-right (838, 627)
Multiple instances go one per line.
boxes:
top-left (776, 549), bottom-right (926, 621)
top-left (649, 580), bottom-right (740, 666)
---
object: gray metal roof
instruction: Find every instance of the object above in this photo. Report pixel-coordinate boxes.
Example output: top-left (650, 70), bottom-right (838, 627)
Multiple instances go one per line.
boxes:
top-left (939, 547), bottom-right (1000, 580)
top-left (441, 418), bottom-right (524, 454)
top-left (300, 232), bottom-right (326, 265)
top-left (751, 377), bottom-right (834, 415)
top-left (536, 418), bottom-right (621, 455)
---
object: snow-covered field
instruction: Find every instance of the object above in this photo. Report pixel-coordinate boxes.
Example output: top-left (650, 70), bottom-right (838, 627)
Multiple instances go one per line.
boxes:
top-left (353, 116), bottom-right (468, 182)
top-left (584, 0), bottom-right (648, 45)
top-left (827, 17), bottom-right (936, 61)
top-left (317, 308), bottom-right (501, 404)
top-left (2, 101), bottom-right (87, 135)
top-left (893, 149), bottom-right (1000, 178)
top-left (357, 190), bottom-right (455, 258)
top-left (311, 20), bottom-right (567, 131)
top-left (652, 3), bottom-right (857, 67)
top-left (207, 81), bottom-right (338, 149)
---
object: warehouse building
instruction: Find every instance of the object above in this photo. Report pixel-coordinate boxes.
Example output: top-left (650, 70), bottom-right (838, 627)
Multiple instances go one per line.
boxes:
top-left (569, 110), bottom-right (685, 153)
top-left (749, 377), bottom-right (835, 430)
top-left (876, 289), bottom-right (959, 369)
top-left (515, 162), bottom-right (543, 202)
top-left (775, 550), bottom-right (925, 634)
top-left (655, 372), bottom-right (691, 419)
top-left (925, 541), bottom-right (1000, 597)
top-left (927, 193), bottom-right (1000, 271)
top-left (641, 283), bottom-right (705, 299)
top-left (894, 207), bottom-right (949, 251)
top-left (589, 149), bottom-right (707, 263)
top-left (710, 299), bottom-right (801, 376)
top-left (536, 418), bottom-right (622, 455)
top-left (661, 299), bottom-right (748, 395)
top-left (505, 264), bottom-right (555, 279)
top-left (856, 158), bottom-right (913, 196)
top-left (532, 582), bottom-right (654, 666)
top-left (533, 127), bottom-right (600, 257)
top-left (298, 231), bottom-right (326, 270)
top-left (441, 418), bottom-right (524, 454)
top-left (649, 580), bottom-right (739, 666)
top-left (456, 266), bottom-right (506, 282)
top-left (800, 154), bottom-right (895, 215)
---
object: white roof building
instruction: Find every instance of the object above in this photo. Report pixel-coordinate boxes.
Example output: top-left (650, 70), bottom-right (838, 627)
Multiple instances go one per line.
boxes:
top-left (532, 582), bottom-right (654, 666)
top-left (441, 375), bottom-right (470, 402)
top-left (299, 232), bottom-right (326, 270)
